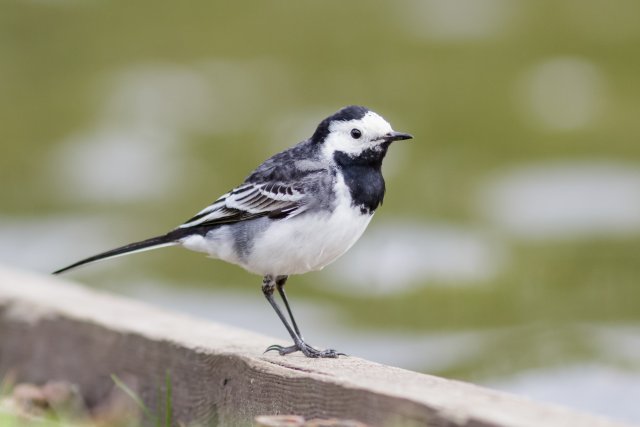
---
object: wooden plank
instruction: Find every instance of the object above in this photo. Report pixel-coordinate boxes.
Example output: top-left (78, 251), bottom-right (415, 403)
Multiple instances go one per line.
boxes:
top-left (0, 265), bottom-right (633, 427)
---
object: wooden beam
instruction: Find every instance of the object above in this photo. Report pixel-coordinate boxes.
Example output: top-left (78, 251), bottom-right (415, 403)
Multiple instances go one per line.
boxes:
top-left (0, 266), bottom-right (632, 427)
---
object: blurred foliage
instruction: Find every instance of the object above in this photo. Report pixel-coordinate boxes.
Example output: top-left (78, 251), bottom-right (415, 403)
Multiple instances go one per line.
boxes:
top-left (1, 0), bottom-right (640, 382)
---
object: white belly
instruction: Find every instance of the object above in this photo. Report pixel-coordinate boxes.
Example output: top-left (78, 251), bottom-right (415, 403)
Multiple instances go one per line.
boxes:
top-left (180, 203), bottom-right (372, 276)
top-left (248, 205), bottom-right (372, 275)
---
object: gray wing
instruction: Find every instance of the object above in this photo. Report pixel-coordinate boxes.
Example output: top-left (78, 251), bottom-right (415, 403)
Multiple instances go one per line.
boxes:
top-left (179, 139), bottom-right (330, 229)
top-left (178, 181), bottom-right (307, 229)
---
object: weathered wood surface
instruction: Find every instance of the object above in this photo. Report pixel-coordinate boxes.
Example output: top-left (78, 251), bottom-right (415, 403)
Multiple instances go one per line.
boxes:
top-left (0, 265), bottom-right (633, 427)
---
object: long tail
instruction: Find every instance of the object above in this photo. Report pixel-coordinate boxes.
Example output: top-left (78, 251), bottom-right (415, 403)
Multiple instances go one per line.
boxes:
top-left (53, 232), bottom-right (180, 275)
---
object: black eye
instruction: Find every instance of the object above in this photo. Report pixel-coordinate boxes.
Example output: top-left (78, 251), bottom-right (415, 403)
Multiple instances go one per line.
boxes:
top-left (350, 128), bottom-right (362, 139)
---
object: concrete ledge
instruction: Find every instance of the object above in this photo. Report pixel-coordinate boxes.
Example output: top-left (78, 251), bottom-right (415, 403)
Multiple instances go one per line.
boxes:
top-left (0, 265), bottom-right (632, 427)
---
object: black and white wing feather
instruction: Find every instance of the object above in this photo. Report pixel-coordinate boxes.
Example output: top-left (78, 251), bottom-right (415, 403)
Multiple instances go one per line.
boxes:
top-left (180, 139), bottom-right (328, 230)
top-left (179, 182), bottom-right (307, 229)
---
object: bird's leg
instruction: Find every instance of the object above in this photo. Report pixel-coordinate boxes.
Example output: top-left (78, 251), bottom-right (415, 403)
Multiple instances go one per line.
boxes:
top-left (262, 275), bottom-right (302, 345)
top-left (275, 275), bottom-right (303, 339)
top-left (262, 275), bottom-right (344, 358)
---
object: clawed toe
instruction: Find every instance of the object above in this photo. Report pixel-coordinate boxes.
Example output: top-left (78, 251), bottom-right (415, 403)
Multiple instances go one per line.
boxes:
top-left (264, 342), bottom-right (345, 358)
top-left (311, 348), bottom-right (347, 358)
top-left (264, 344), bottom-right (299, 356)
top-left (264, 344), bottom-right (282, 354)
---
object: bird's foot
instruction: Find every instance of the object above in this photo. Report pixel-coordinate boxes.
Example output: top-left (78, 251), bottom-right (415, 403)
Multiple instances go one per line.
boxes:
top-left (264, 342), bottom-right (346, 358)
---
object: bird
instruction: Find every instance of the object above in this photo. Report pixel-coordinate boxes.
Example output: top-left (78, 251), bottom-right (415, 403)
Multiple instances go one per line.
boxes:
top-left (53, 105), bottom-right (412, 358)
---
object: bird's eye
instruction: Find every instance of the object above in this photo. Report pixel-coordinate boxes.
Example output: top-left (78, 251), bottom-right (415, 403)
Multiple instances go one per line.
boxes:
top-left (350, 129), bottom-right (362, 139)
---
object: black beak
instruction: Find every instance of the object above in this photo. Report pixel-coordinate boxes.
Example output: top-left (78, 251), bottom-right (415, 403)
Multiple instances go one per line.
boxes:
top-left (383, 131), bottom-right (413, 143)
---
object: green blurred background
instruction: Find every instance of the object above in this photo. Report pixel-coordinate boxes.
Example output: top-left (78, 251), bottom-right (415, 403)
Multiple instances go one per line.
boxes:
top-left (1, 0), bottom-right (639, 422)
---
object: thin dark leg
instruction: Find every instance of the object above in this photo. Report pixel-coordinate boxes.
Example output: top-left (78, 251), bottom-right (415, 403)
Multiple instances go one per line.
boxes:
top-left (262, 275), bottom-right (344, 358)
top-left (261, 275), bottom-right (302, 345)
top-left (275, 275), bottom-right (302, 338)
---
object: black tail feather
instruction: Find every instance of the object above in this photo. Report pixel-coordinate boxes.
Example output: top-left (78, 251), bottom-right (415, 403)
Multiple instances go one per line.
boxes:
top-left (53, 233), bottom-right (178, 275)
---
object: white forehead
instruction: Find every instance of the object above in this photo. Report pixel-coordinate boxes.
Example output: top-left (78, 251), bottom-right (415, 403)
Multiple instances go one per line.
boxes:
top-left (328, 111), bottom-right (393, 135)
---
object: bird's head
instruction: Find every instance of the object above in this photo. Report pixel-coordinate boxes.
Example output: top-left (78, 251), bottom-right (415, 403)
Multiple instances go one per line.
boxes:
top-left (312, 105), bottom-right (412, 161)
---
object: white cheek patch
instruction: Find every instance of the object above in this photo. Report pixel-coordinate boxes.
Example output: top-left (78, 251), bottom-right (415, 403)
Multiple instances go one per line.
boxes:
top-left (321, 134), bottom-right (378, 158)
top-left (321, 111), bottom-right (394, 160)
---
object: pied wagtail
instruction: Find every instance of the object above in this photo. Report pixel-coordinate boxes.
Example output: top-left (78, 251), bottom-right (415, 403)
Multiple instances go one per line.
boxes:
top-left (54, 105), bottom-right (412, 358)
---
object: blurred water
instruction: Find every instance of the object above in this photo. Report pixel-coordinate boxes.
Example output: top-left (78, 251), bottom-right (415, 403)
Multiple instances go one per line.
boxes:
top-left (0, 215), bottom-right (126, 272)
top-left (329, 221), bottom-right (504, 294)
top-left (1, 0), bottom-right (640, 423)
top-left (487, 365), bottom-right (640, 424)
top-left (478, 162), bottom-right (640, 239)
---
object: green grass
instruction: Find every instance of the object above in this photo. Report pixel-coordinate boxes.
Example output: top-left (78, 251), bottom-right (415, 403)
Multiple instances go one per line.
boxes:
top-left (0, 373), bottom-right (173, 427)
top-left (111, 372), bottom-right (172, 427)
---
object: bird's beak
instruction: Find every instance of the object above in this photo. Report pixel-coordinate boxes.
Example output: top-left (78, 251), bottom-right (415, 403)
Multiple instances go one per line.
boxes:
top-left (383, 131), bottom-right (413, 143)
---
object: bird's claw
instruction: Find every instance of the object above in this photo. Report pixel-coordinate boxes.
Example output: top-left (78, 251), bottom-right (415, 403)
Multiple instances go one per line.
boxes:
top-left (264, 344), bottom-right (299, 356)
top-left (264, 342), bottom-right (346, 358)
